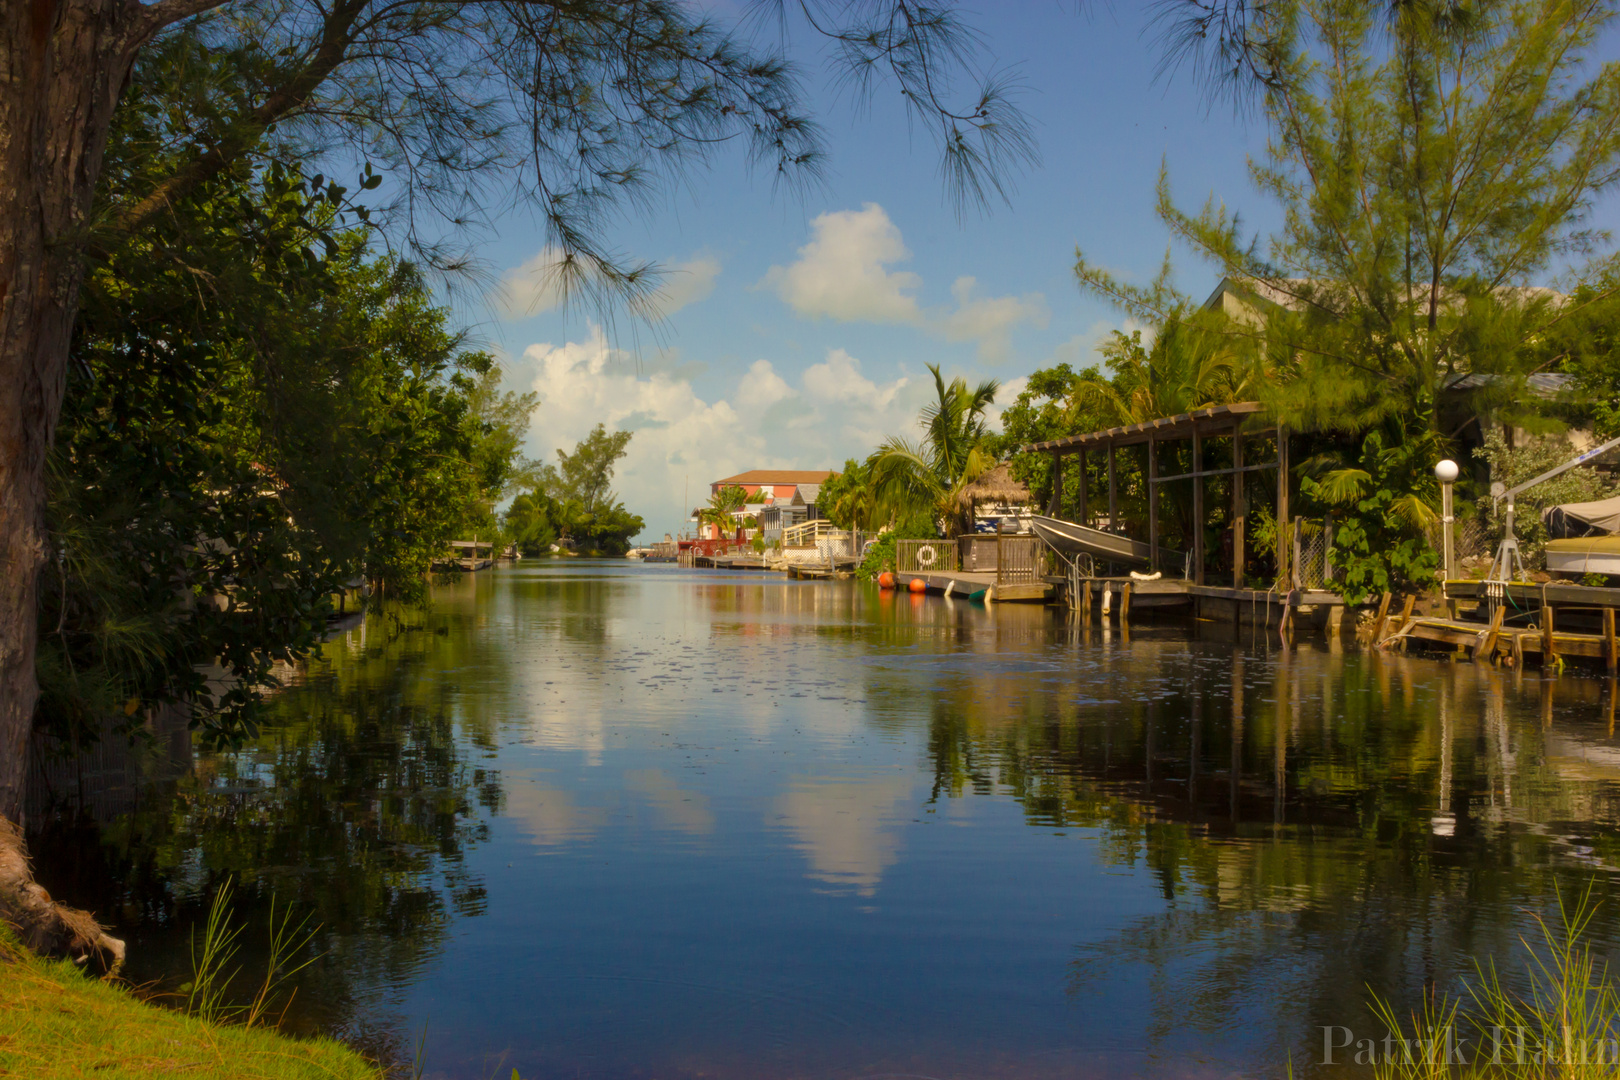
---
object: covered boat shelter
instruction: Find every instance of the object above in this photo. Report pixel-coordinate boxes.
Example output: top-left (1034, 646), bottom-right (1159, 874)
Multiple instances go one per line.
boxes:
top-left (1021, 401), bottom-right (1289, 586)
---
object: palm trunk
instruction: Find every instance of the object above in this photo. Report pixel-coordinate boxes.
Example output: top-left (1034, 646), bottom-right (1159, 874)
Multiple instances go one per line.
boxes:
top-left (0, 0), bottom-right (147, 823)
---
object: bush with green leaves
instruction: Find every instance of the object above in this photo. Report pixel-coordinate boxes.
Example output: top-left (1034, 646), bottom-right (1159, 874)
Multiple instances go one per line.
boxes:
top-left (1300, 428), bottom-right (1441, 603)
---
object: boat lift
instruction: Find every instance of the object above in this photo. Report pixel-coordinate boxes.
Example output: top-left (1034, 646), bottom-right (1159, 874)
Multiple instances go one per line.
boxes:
top-left (1488, 433), bottom-right (1620, 583)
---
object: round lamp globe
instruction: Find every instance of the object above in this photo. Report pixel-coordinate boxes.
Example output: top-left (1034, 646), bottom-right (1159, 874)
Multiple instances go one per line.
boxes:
top-left (1434, 459), bottom-right (1460, 484)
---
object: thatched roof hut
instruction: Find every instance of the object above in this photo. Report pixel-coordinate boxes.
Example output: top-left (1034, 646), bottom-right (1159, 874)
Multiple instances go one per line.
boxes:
top-left (960, 462), bottom-right (1030, 505)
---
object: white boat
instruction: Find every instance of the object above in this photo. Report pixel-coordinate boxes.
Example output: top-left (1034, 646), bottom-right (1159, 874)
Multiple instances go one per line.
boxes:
top-left (1029, 515), bottom-right (1155, 566)
top-left (1545, 536), bottom-right (1620, 577)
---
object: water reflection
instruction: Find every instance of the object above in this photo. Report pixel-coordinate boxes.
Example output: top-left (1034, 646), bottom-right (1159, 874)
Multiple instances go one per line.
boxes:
top-left (28, 564), bottom-right (1620, 1079)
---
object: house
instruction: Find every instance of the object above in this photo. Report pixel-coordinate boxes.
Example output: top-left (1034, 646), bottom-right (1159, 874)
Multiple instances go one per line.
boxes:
top-left (709, 469), bottom-right (835, 505)
top-left (758, 483), bottom-right (828, 545)
top-left (1200, 276), bottom-right (1589, 466)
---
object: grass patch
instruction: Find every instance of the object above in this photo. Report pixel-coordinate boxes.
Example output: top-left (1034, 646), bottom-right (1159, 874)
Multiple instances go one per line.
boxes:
top-left (0, 928), bottom-right (382, 1080)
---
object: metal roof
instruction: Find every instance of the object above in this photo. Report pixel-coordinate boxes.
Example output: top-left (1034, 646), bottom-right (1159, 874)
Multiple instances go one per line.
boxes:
top-left (1022, 401), bottom-right (1269, 454)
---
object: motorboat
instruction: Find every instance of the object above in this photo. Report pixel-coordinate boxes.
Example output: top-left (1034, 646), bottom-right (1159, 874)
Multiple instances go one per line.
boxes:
top-left (1545, 535), bottom-right (1620, 578)
top-left (1542, 494), bottom-right (1620, 579)
top-left (1029, 515), bottom-right (1156, 567)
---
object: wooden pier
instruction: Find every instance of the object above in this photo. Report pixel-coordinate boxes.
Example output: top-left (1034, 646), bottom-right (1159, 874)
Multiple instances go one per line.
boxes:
top-left (1379, 578), bottom-right (1620, 670)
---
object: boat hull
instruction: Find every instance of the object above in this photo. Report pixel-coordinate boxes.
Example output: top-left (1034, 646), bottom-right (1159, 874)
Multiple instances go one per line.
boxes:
top-left (1546, 537), bottom-right (1620, 577)
top-left (1029, 515), bottom-right (1152, 566)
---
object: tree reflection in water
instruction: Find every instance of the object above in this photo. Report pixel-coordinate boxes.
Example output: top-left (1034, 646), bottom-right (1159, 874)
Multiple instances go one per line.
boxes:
top-left (916, 633), bottom-right (1620, 1076)
top-left (32, 604), bottom-right (508, 1064)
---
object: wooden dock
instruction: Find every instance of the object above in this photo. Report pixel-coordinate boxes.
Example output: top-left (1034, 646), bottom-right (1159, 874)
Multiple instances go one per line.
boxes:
top-left (1381, 578), bottom-right (1620, 670)
top-left (890, 570), bottom-right (1052, 602)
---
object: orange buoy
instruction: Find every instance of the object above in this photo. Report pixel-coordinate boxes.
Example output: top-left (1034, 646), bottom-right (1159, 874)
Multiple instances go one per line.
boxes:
top-left (908, 577), bottom-right (926, 593)
top-left (877, 572), bottom-right (895, 589)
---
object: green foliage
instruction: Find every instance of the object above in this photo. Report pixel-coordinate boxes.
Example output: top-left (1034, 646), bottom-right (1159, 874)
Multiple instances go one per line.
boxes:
top-left (1472, 430), bottom-right (1620, 567)
top-left (699, 485), bottom-right (749, 540)
top-left (820, 459), bottom-right (882, 532)
top-left (984, 364), bottom-right (1090, 508)
top-left (857, 534), bottom-right (898, 580)
top-left (1301, 428), bottom-right (1442, 602)
top-left (870, 364), bottom-right (1000, 537)
top-left (507, 425), bottom-right (644, 555)
top-left (1088, 0), bottom-right (1620, 436)
top-left (38, 59), bottom-right (526, 751)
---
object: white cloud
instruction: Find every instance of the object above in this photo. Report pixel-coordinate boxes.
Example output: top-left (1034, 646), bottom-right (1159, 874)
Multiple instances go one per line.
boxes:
top-left (759, 204), bottom-right (921, 324)
top-left (760, 204), bottom-right (1045, 362)
top-left (499, 246), bottom-right (570, 319)
top-left (937, 276), bottom-right (1049, 363)
top-left (649, 255), bottom-right (720, 317)
top-left (517, 328), bottom-right (922, 539)
top-left (498, 249), bottom-right (720, 321)
top-left (1047, 317), bottom-right (1151, 370)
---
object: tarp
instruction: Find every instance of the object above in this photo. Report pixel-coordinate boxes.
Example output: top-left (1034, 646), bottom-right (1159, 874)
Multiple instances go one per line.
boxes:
top-left (1543, 494), bottom-right (1620, 538)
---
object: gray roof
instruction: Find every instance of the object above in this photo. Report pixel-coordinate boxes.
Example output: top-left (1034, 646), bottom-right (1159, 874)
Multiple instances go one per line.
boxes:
top-left (792, 484), bottom-right (821, 505)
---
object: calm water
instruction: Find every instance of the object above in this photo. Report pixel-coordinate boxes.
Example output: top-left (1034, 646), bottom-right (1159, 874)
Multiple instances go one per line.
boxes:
top-left (32, 561), bottom-right (1620, 1078)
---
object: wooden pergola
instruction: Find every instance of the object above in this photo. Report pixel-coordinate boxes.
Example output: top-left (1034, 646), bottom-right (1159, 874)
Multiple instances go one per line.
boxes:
top-left (1022, 402), bottom-right (1290, 585)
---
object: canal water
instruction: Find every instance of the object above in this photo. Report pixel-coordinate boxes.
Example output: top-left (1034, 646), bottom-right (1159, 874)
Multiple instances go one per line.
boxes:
top-left (30, 560), bottom-right (1620, 1078)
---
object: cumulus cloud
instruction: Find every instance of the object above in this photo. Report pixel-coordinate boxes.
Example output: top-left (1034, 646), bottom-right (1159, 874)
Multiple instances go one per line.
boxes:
top-left (516, 328), bottom-right (922, 538)
top-left (760, 203), bottom-right (1045, 362)
top-left (498, 249), bottom-right (720, 321)
top-left (759, 204), bottom-right (921, 323)
top-left (936, 277), bottom-right (1049, 363)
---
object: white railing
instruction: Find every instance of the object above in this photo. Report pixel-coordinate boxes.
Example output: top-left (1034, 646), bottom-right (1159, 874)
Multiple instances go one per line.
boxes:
top-left (782, 519), bottom-right (842, 549)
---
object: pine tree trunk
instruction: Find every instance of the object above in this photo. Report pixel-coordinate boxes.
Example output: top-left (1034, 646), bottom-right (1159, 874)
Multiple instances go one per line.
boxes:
top-left (0, 0), bottom-right (146, 824)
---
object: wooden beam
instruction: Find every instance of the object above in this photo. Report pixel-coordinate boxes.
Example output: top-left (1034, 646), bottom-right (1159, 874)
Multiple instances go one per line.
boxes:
top-left (1147, 437), bottom-right (1159, 574)
top-left (1371, 591), bottom-right (1392, 643)
top-left (1232, 424), bottom-right (1246, 588)
top-left (1149, 460), bottom-right (1279, 484)
top-left (1107, 443), bottom-right (1117, 531)
top-left (1077, 447), bottom-right (1088, 524)
top-left (1606, 607), bottom-right (1617, 673)
top-left (1476, 604), bottom-right (1505, 662)
top-left (1192, 431), bottom-right (1205, 585)
top-left (1543, 604), bottom-right (1557, 668)
top-left (1049, 451), bottom-right (1063, 516)
top-left (1276, 427), bottom-right (1290, 586)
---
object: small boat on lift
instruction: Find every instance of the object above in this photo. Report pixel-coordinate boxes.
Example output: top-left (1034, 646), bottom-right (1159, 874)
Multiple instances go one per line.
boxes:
top-left (1029, 515), bottom-right (1154, 566)
top-left (1543, 494), bottom-right (1620, 578)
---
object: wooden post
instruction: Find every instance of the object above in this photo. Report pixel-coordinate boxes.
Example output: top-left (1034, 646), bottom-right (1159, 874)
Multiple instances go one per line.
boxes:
top-left (1371, 591), bottom-right (1392, 643)
top-left (1542, 604), bottom-right (1557, 668)
top-left (1192, 430), bottom-right (1205, 585)
top-left (1077, 448), bottom-right (1088, 525)
top-left (1477, 604), bottom-right (1505, 663)
top-left (1396, 593), bottom-right (1416, 635)
top-left (1291, 517), bottom-right (1303, 591)
top-left (1122, 580), bottom-right (1133, 621)
top-left (1107, 442), bottom-right (1117, 531)
top-left (1276, 427), bottom-right (1289, 587)
top-left (1148, 437), bottom-right (1159, 574)
top-left (1605, 607), bottom-right (1617, 674)
top-left (1081, 576), bottom-right (1092, 620)
top-left (1049, 452), bottom-right (1063, 516)
top-left (1232, 424), bottom-right (1245, 588)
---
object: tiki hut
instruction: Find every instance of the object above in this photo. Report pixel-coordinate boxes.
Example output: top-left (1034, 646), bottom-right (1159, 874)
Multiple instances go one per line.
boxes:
top-left (960, 462), bottom-right (1031, 507)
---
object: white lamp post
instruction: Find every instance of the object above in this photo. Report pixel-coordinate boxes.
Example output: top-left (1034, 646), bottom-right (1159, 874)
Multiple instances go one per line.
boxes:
top-left (1435, 459), bottom-right (1459, 587)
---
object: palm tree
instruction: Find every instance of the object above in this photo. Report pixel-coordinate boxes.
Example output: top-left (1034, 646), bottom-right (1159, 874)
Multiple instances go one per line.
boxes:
top-left (871, 364), bottom-right (1000, 537)
top-left (698, 484), bottom-right (748, 541)
top-left (1065, 309), bottom-right (1258, 430)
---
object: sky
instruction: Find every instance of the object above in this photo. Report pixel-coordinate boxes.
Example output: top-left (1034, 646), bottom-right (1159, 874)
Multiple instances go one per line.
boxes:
top-left (441, 1), bottom-right (1618, 543)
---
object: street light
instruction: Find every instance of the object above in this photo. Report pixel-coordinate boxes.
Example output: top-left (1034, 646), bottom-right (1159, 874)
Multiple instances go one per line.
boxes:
top-left (1435, 459), bottom-right (1459, 588)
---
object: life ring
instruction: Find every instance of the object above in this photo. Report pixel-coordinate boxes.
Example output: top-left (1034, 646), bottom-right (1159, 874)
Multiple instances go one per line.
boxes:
top-left (916, 544), bottom-right (938, 567)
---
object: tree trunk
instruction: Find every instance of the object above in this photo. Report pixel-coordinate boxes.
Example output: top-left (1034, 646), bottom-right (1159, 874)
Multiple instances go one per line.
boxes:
top-left (0, 0), bottom-right (148, 824)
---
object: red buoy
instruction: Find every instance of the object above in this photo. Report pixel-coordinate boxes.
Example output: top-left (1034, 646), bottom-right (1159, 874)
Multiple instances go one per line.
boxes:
top-left (877, 572), bottom-right (895, 589)
top-left (909, 577), bottom-right (927, 593)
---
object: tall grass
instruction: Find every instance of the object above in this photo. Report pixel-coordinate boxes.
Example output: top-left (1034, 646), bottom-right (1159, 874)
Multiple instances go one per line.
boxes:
top-left (183, 877), bottom-right (321, 1028)
top-left (1372, 888), bottom-right (1620, 1078)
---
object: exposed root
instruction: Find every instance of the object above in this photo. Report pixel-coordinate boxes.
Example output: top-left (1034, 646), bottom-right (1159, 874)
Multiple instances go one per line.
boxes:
top-left (0, 816), bottom-right (124, 974)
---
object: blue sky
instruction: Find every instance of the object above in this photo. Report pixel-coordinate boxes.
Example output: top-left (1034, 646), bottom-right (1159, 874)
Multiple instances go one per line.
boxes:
top-left (448, 2), bottom-right (1617, 542)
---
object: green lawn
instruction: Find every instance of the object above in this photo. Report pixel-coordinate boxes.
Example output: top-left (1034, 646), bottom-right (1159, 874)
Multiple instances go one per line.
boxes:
top-left (0, 932), bottom-right (382, 1080)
